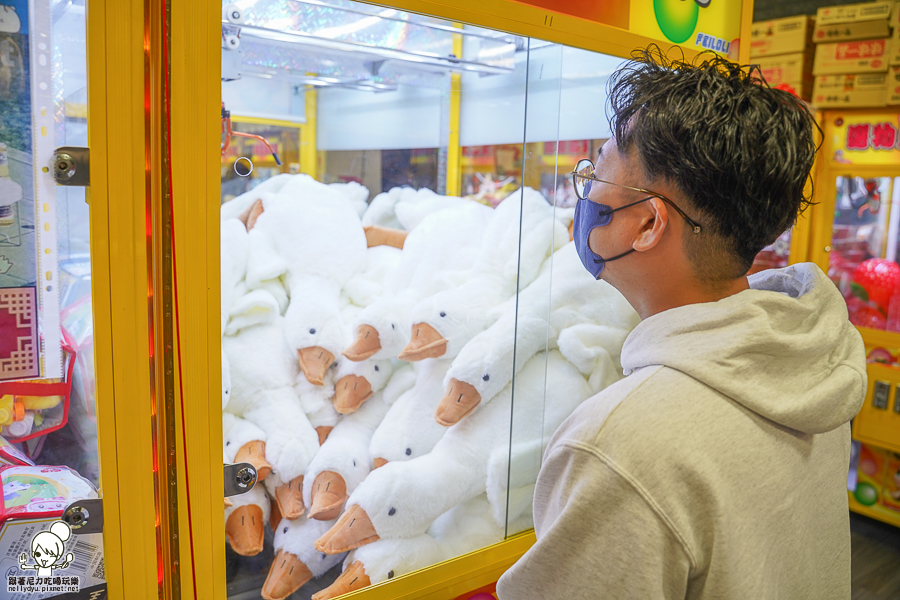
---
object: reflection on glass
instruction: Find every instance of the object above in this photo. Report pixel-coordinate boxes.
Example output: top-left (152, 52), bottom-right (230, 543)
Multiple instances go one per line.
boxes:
top-left (219, 1), bottom-right (636, 598)
top-left (828, 176), bottom-right (895, 332)
top-left (750, 229), bottom-right (792, 274)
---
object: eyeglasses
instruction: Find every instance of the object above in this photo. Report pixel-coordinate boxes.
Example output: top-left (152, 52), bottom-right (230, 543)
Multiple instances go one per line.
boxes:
top-left (570, 158), bottom-right (702, 234)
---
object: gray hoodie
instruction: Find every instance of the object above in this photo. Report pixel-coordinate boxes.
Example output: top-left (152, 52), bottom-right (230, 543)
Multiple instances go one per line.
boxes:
top-left (497, 263), bottom-right (866, 600)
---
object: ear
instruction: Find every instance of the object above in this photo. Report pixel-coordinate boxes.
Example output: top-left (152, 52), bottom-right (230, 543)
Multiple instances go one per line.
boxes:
top-left (633, 197), bottom-right (669, 252)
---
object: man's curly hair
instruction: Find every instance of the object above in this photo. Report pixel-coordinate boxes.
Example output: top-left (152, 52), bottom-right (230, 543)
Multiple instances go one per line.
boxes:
top-left (607, 46), bottom-right (820, 280)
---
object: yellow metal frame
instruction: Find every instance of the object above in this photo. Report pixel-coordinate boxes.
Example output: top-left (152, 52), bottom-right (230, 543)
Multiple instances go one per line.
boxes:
top-left (169, 0), bottom-right (224, 599)
top-left (446, 26), bottom-right (463, 196)
top-left (88, 0), bottom-right (159, 596)
top-left (163, 0), bottom-right (755, 597)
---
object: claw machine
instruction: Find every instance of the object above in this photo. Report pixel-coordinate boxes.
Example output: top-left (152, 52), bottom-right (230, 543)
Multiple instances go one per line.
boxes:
top-left (160, 1), bottom-right (753, 599)
top-left (804, 109), bottom-right (900, 530)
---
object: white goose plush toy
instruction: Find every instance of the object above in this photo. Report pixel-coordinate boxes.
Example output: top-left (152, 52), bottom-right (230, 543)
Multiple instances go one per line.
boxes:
top-left (400, 188), bottom-right (567, 362)
top-left (301, 359), bottom-right (398, 521)
top-left (223, 411), bottom-right (271, 482)
top-left (367, 357), bottom-right (453, 469)
top-left (224, 318), bottom-right (321, 520)
top-left (303, 361), bottom-right (400, 521)
top-left (435, 241), bottom-right (640, 426)
top-left (343, 202), bottom-right (492, 362)
top-left (249, 175), bottom-right (368, 386)
top-left (261, 516), bottom-right (346, 600)
top-left (220, 217), bottom-right (250, 336)
top-left (312, 495), bottom-right (519, 599)
top-left (315, 350), bottom-right (593, 554)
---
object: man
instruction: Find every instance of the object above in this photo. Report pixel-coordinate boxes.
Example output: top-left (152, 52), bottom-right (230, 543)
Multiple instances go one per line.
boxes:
top-left (497, 47), bottom-right (866, 599)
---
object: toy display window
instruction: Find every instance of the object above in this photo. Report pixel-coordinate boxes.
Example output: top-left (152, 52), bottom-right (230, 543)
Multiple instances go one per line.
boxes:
top-left (219, 1), bottom-right (635, 598)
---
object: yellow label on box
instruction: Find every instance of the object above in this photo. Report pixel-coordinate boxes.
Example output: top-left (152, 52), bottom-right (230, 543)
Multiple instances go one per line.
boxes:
top-left (814, 38), bottom-right (890, 75)
top-left (817, 1), bottom-right (893, 26)
top-left (813, 73), bottom-right (888, 108)
top-left (814, 20), bottom-right (891, 43)
top-left (751, 16), bottom-right (814, 57)
top-left (756, 53), bottom-right (813, 85)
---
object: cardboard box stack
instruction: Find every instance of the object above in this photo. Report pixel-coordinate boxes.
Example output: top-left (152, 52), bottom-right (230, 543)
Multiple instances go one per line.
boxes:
top-left (751, 15), bottom-right (815, 101)
top-left (812, 1), bottom-right (894, 108)
top-left (887, 2), bottom-right (900, 103)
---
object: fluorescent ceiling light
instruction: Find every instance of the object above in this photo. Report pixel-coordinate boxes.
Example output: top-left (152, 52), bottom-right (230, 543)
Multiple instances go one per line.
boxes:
top-left (239, 24), bottom-right (512, 75)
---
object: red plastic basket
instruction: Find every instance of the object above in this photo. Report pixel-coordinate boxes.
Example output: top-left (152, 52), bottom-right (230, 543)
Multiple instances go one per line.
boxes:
top-left (0, 344), bottom-right (76, 443)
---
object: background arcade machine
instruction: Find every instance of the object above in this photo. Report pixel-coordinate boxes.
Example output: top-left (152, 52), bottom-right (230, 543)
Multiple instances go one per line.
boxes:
top-left (800, 109), bottom-right (900, 530)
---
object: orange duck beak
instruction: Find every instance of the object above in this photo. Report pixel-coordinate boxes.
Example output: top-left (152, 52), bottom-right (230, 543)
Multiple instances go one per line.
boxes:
top-left (311, 560), bottom-right (371, 600)
top-left (307, 471), bottom-right (348, 521)
top-left (273, 476), bottom-right (306, 520)
top-left (234, 440), bottom-right (272, 482)
top-left (343, 325), bottom-right (381, 362)
top-left (372, 457), bottom-right (388, 469)
top-left (434, 379), bottom-right (482, 426)
top-left (333, 374), bottom-right (374, 414)
top-left (225, 504), bottom-right (265, 556)
top-left (398, 323), bottom-right (447, 361)
top-left (315, 504), bottom-right (380, 554)
top-left (298, 347), bottom-right (335, 386)
top-left (363, 225), bottom-right (408, 249)
top-left (261, 549), bottom-right (315, 600)
top-left (238, 198), bottom-right (265, 231)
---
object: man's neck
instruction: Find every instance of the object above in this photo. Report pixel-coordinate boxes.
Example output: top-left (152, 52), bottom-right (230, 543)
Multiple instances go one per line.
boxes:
top-left (628, 276), bottom-right (751, 320)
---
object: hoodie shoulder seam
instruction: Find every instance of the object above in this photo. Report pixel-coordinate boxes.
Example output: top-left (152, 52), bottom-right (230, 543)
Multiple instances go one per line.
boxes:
top-left (557, 439), bottom-right (698, 570)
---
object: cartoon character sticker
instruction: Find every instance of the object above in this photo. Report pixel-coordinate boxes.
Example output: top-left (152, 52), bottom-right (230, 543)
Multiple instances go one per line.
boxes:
top-left (2, 479), bottom-right (28, 501)
top-left (18, 521), bottom-right (74, 577)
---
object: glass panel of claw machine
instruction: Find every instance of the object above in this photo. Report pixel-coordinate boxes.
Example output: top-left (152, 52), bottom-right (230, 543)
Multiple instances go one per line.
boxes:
top-left (0, 0), bottom-right (106, 595)
top-left (219, 2), bottom-right (636, 598)
top-left (502, 43), bottom-right (638, 539)
top-left (219, 3), bottom-right (525, 599)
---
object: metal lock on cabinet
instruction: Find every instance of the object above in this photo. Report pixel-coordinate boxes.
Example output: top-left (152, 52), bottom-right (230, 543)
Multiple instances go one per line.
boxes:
top-left (53, 146), bottom-right (90, 187)
top-left (63, 498), bottom-right (103, 534)
top-left (224, 462), bottom-right (258, 497)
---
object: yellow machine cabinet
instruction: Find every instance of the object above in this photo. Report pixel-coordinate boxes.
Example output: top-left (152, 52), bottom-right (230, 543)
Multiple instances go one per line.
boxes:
top-left (805, 109), bottom-right (900, 528)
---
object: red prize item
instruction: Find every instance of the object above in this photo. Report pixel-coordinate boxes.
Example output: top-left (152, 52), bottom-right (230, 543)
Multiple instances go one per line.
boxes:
top-left (852, 258), bottom-right (900, 312)
top-left (847, 297), bottom-right (888, 329)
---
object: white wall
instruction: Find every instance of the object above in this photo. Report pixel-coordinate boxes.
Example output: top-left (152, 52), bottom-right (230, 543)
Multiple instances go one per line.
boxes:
top-left (317, 84), bottom-right (446, 151)
top-left (222, 76), bottom-right (306, 121)
top-left (313, 43), bottom-right (625, 151)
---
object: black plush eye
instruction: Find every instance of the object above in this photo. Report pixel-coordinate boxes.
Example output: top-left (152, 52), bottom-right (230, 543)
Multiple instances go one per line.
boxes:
top-left (482, 374), bottom-right (490, 381)
top-left (374, 365), bottom-right (379, 372)
top-left (388, 507), bottom-right (396, 516)
top-left (309, 328), bottom-right (316, 334)
top-left (321, 553), bottom-right (327, 559)
top-left (439, 312), bottom-right (446, 317)
top-left (388, 570), bottom-right (394, 579)
top-left (352, 460), bottom-right (356, 467)
top-left (391, 324), bottom-right (395, 329)
top-left (405, 448), bottom-right (411, 456)
top-left (283, 527), bottom-right (288, 534)
top-left (226, 441), bottom-right (231, 446)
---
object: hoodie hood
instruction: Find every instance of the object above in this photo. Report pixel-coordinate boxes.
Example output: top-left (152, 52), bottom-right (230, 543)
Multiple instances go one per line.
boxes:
top-left (621, 263), bottom-right (866, 434)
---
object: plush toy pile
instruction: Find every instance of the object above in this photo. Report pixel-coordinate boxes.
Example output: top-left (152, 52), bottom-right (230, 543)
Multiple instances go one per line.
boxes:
top-left (219, 174), bottom-right (640, 599)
